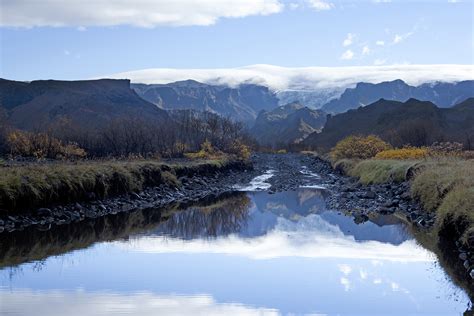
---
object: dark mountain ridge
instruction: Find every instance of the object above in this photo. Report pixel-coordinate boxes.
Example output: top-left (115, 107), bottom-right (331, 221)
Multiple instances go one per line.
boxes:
top-left (0, 78), bottom-right (168, 130)
top-left (305, 97), bottom-right (474, 151)
top-left (251, 101), bottom-right (327, 147)
top-left (321, 79), bottom-right (474, 114)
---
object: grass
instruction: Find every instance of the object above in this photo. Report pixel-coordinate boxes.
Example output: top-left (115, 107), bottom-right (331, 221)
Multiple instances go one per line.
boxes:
top-left (334, 156), bottom-right (474, 249)
top-left (346, 159), bottom-right (422, 184)
top-left (0, 157), bottom-right (247, 213)
top-left (411, 159), bottom-right (474, 245)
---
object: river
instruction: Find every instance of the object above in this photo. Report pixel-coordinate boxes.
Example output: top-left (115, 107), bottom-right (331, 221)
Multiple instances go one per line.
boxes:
top-left (0, 165), bottom-right (472, 315)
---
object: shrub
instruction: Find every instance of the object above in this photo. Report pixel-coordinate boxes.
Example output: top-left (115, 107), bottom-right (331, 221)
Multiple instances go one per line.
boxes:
top-left (428, 142), bottom-right (464, 157)
top-left (330, 135), bottom-right (391, 161)
top-left (184, 140), bottom-right (225, 160)
top-left (227, 140), bottom-right (251, 160)
top-left (375, 146), bottom-right (428, 160)
top-left (6, 130), bottom-right (86, 160)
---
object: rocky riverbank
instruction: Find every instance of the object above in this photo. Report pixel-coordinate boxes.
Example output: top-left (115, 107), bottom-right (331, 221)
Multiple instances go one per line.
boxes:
top-left (0, 159), bottom-right (258, 233)
top-left (0, 153), bottom-right (432, 233)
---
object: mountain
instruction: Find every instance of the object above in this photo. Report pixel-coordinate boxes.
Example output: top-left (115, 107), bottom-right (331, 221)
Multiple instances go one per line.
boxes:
top-left (0, 78), bottom-right (167, 130)
top-left (304, 98), bottom-right (474, 151)
top-left (321, 80), bottom-right (474, 114)
top-left (276, 88), bottom-right (344, 109)
top-left (132, 80), bottom-right (279, 123)
top-left (251, 102), bottom-right (327, 147)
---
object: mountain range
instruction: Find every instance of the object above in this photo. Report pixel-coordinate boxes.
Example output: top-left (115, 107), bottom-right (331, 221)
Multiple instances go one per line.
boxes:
top-left (304, 98), bottom-right (474, 151)
top-left (250, 102), bottom-right (327, 147)
top-left (132, 80), bottom-right (278, 123)
top-left (321, 79), bottom-right (474, 114)
top-left (0, 78), bottom-right (167, 130)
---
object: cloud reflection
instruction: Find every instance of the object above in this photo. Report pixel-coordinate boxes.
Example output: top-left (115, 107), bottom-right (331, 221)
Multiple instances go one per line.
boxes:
top-left (0, 289), bottom-right (279, 316)
top-left (119, 214), bottom-right (435, 262)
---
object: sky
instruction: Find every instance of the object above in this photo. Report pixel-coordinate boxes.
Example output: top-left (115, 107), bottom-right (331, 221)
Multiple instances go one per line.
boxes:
top-left (0, 0), bottom-right (473, 82)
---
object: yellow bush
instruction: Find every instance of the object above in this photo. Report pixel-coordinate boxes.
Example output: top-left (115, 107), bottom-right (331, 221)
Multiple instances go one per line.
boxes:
top-left (228, 140), bottom-right (251, 160)
top-left (375, 147), bottom-right (428, 160)
top-left (184, 140), bottom-right (225, 160)
top-left (330, 135), bottom-right (391, 161)
top-left (7, 130), bottom-right (86, 159)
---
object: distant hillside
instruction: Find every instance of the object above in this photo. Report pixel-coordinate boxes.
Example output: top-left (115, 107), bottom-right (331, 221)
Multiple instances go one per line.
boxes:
top-left (321, 80), bottom-right (474, 114)
top-left (251, 102), bottom-right (327, 147)
top-left (0, 78), bottom-right (167, 130)
top-left (305, 98), bottom-right (474, 151)
top-left (132, 80), bottom-right (279, 123)
top-left (276, 88), bottom-right (344, 109)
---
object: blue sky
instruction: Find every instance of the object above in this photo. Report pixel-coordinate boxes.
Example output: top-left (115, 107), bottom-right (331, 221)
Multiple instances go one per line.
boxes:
top-left (1, 0), bottom-right (473, 81)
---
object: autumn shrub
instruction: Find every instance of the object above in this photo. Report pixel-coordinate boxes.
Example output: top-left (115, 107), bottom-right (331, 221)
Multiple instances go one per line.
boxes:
top-left (428, 142), bottom-right (463, 157)
top-left (184, 140), bottom-right (225, 160)
top-left (330, 135), bottom-right (391, 161)
top-left (227, 140), bottom-right (251, 160)
top-left (6, 130), bottom-right (86, 160)
top-left (375, 146), bottom-right (429, 160)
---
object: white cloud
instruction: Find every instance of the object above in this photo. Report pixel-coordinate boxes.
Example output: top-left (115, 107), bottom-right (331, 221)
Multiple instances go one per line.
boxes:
top-left (340, 49), bottom-right (354, 60)
top-left (0, 0), bottom-right (284, 28)
top-left (373, 0), bottom-right (392, 3)
top-left (289, 3), bottom-right (300, 10)
top-left (106, 64), bottom-right (474, 91)
top-left (392, 32), bottom-right (414, 44)
top-left (63, 50), bottom-right (71, 56)
top-left (373, 59), bottom-right (386, 65)
top-left (306, 0), bottom-right (334, 11)
top-left (340, 277), bottom-right (351, 291)
top-left (0, 290), bottom-right (279, 316)
top-left (362, 46), bottom-right (370, 55)
top-left (376, 40), bottom-right (385, 46)
top-left (338, 264), bottom-right (352, 275)
top-left (76, 26), bottom-right (86, 31)
top-left (343, 33), bottom-right (355, 47)
top-left (373, 278), bottom-right (382, 284)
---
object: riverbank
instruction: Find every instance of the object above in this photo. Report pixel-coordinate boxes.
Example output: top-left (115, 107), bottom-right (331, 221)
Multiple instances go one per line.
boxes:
top-left (325, 156), bottom-right (474, 280)
top-left (0, 158), bottom-right (256, 233)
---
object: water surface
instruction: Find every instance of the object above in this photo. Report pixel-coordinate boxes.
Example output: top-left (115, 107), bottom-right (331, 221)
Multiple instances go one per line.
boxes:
top-left (0, 180), bottom-right (471, 315)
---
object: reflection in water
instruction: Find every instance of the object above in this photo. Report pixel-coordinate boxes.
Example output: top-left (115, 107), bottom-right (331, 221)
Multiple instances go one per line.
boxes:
top-left (0, 188), bottom-right (472, 315)
top-left (0, 290), bottom-right (278, 316)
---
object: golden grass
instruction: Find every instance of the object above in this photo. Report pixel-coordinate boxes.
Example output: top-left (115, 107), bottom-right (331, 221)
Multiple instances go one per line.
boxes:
top-left (375, 147), bottom-right (428, 160)
top-left (347, 159), bottom-right (421, 184)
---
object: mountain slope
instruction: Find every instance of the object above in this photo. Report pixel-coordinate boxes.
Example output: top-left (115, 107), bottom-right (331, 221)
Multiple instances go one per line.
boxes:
top-left (0, 78), bottom-right (168, 130)
top-left (305, 98), bottom-right (474, 151)
top-left (321, 80), bottom-right (474, 114)
top-left (251, 102), bottom-right (327, 146)
top-left (132, 80), bottom-right (279, 123)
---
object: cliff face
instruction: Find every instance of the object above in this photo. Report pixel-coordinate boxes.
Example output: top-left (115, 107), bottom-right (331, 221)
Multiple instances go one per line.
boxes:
top-left (251, 102), bottom-right (327, 147)
top-left (132, 80), bottom-right (279, 123)
top-left (0, 79), bottom-right (168, 130)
